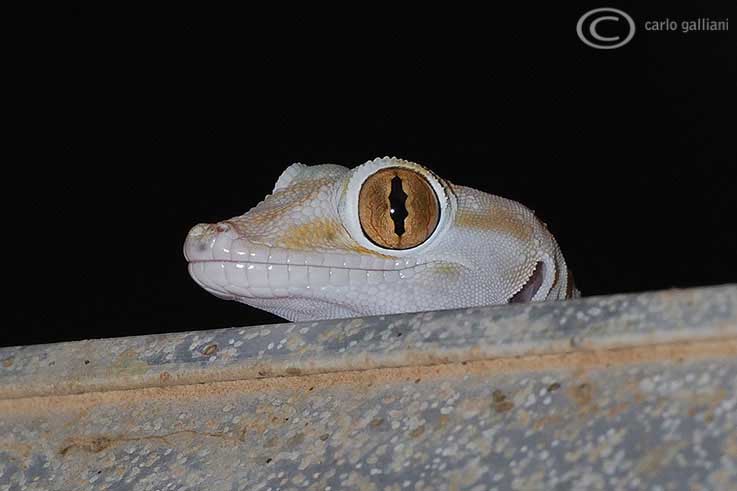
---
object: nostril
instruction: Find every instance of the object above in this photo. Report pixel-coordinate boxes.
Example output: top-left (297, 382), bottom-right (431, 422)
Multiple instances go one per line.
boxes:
top-left (184, 222), bottom-right (236, 262)
top-left (184, 223), bottom-right (220, 261)
top-left (188, 222), bottom-right (232, 240)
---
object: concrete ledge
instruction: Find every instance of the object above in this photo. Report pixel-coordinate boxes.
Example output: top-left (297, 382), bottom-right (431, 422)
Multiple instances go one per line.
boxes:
top-left (1, 285), bottom-right (735, 400)
top-left (1, 285), bottom-right (736, 490)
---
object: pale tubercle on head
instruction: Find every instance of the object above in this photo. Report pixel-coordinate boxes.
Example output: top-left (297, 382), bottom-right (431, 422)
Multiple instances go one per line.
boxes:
top-left (184, 157), bottom-right (577, 321)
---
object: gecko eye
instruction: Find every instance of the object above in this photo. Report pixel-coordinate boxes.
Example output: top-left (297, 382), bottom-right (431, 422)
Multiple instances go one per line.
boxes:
top-left (358, 167), bottom-right (440, 249)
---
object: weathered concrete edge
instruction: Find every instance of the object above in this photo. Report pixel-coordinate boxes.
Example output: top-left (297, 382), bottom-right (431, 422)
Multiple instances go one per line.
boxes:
top-left (1, 284), bottom-right (735, 400)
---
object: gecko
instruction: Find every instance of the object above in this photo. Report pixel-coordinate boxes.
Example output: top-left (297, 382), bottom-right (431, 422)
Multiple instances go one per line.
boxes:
top-left (184, 157), bottom-right (578, 321)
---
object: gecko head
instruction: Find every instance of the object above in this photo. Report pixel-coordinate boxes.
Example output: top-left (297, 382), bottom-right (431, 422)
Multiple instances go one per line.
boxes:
top-left (184, 157), bottom-right (574, 321)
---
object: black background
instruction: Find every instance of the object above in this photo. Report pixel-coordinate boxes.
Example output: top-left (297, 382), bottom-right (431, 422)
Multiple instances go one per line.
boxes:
top-left (4, 4), bottom-right (734, 347)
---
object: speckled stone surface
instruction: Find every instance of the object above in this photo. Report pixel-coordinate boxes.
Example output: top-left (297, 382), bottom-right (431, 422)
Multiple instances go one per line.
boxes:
top-left (1, 285), bottom-right (736, 490)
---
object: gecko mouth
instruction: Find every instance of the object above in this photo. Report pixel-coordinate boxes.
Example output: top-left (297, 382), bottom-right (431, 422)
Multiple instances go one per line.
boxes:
top-left (183, 222), bottom-right (425, 299)
top-left (187, 259), bottom-right (430, 300)
top-left (508, 261), bottom-right (544, 303)
top-left (185, 223), bottom-right (548, 307)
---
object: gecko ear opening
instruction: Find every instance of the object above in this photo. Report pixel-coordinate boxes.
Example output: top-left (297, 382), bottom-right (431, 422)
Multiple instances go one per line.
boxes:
top-left (508, 261), bottom-right (544, 303)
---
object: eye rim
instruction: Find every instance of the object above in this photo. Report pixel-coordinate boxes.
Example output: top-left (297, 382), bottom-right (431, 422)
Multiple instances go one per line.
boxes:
top-left (338, 157), bottom-right (455, 256)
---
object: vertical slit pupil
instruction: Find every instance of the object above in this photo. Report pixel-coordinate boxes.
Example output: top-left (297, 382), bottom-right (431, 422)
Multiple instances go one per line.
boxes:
top-left (388, 176), bottom-right (408, 236)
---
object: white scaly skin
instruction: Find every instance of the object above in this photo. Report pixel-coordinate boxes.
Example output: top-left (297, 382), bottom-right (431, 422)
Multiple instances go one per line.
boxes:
top-left (184, 157), bottom-right (578, 321)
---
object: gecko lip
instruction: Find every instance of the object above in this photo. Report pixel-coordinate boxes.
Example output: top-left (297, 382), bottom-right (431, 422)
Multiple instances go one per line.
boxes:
top-left (187, 258), bottom-right (416, 271)
top-left (187, 259), bottom-right (428, 300)
top-left (185, 226), bottom-right (423, 299)
top-left (184, 224), bottom-right (418, 270)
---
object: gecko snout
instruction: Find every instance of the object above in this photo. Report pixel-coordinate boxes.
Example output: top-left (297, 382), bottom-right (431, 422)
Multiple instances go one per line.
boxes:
top-left (184, 222), bottom-right (237, 262)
